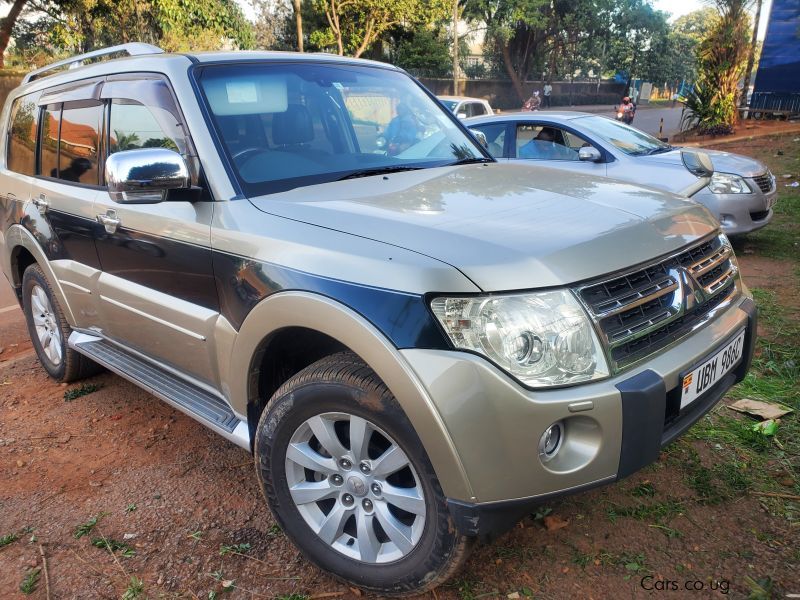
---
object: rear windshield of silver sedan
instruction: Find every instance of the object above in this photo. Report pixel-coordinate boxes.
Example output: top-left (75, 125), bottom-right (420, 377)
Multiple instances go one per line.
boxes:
top-left (577, 115), bottom-right (671, 156)
top-left (197, 63), bottom-right (484, 195)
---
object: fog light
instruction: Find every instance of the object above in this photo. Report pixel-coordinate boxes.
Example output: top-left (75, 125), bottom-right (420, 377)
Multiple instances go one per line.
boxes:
top-left (539, 421), bottom-right (564, 462)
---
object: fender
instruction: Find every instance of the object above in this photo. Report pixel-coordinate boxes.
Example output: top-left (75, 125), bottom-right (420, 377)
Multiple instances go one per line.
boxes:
top-left (225, 290), bottom-right (475, 502)
top-left (3, 223), bottom-right (77, 324)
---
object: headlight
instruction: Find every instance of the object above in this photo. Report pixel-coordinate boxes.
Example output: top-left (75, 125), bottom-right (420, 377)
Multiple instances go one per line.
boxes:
top-left (708, 172), bottom-right (752, 194)
top-left (430, 290), bottom-right (609, 387)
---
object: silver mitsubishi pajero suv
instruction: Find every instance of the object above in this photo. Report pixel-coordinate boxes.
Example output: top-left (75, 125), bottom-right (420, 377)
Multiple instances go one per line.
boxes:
top-left (0, 44), bottom-right (756, 594)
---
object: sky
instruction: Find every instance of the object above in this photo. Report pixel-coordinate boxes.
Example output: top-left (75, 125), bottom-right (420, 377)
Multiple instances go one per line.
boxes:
top-left (652, 0), bottom-right (773, 40)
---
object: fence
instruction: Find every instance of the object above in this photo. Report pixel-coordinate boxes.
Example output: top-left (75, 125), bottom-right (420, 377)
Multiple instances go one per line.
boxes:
top-left (418, 78), bottom-right (627, 110)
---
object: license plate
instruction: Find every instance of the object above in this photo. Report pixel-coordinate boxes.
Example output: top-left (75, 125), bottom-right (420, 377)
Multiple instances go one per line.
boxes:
top-left (767, 195), bottom-right (777, 209)
top-left (680, 329), bottom-right (746, 409)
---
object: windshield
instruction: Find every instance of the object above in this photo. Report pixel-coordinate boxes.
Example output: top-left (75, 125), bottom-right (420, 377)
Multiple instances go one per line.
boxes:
top-left (440, 99), bottom-right (458, 111)
top-left (197, 63), bottom-right (484, 195)
top-left (577, 115), bottom-right (671, 156)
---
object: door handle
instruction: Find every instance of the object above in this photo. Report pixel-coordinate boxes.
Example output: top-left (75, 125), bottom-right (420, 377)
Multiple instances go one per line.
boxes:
top-left (31, 194), bottom-right (48, 215)
top-left (96, 209), bottom-right (121, 234)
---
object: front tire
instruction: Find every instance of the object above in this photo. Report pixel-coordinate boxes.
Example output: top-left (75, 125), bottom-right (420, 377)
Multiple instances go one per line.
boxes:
top-left (254, 352), bottom-right (472, 595)
top-left (22, 264), bottom-right (99, 382)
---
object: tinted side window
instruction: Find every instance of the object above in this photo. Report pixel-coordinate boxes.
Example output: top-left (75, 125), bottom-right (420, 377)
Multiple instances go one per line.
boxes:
top-left (40, 104), bottom-right (60, 179)
top-left (6, 91), bottom-right (41, 176)
top-left (58, 102), bottom-right (102, 184)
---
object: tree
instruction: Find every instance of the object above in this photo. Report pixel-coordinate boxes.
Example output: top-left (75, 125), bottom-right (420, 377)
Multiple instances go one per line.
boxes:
top-left (698, 0), bottom-right (752, 128)
top-left (387, 26), bottom-right (452, 77)
top-left (311, 0), bottom-right (450, 58)
top-left (0, 0), bottom-right (27, 68)
top-left (740, 0), bottom-right (762, 106)
top-left (292, 0), bottom-right (304, 51)
top-left (683, 0), bottom-right (752, 133)
top-left (252, 0), bottom-right (294, 49)
top-left (463, 0), bottom-right (550, 102)
top-left (7, 0), bottom-right (254, 59)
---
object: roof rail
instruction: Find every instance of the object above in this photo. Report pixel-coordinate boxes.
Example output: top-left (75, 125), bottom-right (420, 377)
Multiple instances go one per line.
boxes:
top-left (22, 43), bottom-right (164, 85)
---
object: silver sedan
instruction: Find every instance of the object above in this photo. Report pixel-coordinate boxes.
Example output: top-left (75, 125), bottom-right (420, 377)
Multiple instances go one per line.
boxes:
top-left (466, 112), bottom-right (777, 235)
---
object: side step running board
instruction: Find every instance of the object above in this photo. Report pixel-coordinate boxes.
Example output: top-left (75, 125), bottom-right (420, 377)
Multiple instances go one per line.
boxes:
top-left (69, 332), bottom-right (250, 450)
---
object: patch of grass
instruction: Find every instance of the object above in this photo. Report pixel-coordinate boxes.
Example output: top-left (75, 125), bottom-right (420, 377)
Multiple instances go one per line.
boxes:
top-left (572, 551), bottom-right (593, 568)
top-left (744, 575), bottom-right (774, 600)
top-left (267, 524), bottom-right (282, 536)
top-left (91, 536), bottom-right (136, 557)
top-left (121, 576), bottom-right (145, 600)
top-left (219, 542), bottom-right (251, 556)
top-left (606, 499), bottom-right (684, 522)
top-left (648, 523), bottom-right (683, 538)
top-left (0, 532), bottom-right (20, 548)
top-left (74, 513), bottom-right (106, 539)
top-left (618, 552), bottom-right (650, 578)
top-left (447, 576), bottom-right (482, 600)
top-left (631, 482), bottom-right (656, 498)
top-left (63, 382), bottom-right (101, 402)
top-left (19, 568), bottom-right (40, 594)
top-left (495, 544), bottom-right (535, 561)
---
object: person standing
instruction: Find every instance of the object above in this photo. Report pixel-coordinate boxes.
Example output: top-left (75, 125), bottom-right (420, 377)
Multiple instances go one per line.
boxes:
top-left (543, 82), bottom-right (553, 108)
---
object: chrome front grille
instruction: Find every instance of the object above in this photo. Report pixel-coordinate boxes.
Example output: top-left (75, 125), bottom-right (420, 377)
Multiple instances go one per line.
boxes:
top-left (752, 171), bottom-right (774, 194)
top-left (576, 235), bottom-right (738, 371)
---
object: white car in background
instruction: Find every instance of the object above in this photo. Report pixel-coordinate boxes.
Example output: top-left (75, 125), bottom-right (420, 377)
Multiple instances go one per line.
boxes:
top-left (438, 95), bottom-right (494, 119)
top-left (467, 112), bottom-right (777, 235)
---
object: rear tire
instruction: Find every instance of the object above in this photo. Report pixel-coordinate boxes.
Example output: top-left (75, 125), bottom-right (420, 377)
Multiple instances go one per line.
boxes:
top-left (254, 352), bottom-right (473, 595)
top-left (22, 264), bottom-right (100, 382)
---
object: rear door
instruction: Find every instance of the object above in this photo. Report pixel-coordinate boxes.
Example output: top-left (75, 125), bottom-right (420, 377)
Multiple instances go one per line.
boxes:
top-left (91, 75), bottom-right (220, 387)
top-left (29, 82), bottom-right (105, 328)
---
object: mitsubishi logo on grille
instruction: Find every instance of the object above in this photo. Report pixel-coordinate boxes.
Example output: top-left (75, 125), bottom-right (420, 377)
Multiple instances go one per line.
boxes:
top-left (670, 267), bottom-right (706, 313)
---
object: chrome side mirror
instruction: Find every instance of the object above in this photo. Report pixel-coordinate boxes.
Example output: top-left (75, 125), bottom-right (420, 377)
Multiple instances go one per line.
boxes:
top-left (578, 146), bottom-right (602, 162)
top-left (470, 129), bottom-right (489, 149)
top-left (106, 148), bottom-right (190, 204)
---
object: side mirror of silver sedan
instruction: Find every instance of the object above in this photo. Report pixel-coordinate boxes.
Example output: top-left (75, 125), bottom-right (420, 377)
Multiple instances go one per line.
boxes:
top-left (578, 146), bottom-right (602, 162)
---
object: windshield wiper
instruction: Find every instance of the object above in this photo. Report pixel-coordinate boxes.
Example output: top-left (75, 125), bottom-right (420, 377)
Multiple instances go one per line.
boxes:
top-left (646, 145), bottom-right (674, 155)
top-left (337, 166), bottom-right (424, 180)
top-left (447, 157), bottom-right (494, 166)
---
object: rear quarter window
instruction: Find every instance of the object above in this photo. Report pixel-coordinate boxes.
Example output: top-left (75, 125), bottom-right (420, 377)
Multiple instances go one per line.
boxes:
top-left (6, 91), bottom-right (42, 176)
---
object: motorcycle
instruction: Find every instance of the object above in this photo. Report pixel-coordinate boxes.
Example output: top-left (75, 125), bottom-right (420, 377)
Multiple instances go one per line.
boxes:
top-left (616, 103), bottom-right (635, 125)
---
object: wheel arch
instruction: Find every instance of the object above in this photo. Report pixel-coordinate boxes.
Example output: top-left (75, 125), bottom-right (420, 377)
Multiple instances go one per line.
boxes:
top-left (228, 290), bottom-right (474, 501)
top-left (4, 224), bottom-right (76, 322)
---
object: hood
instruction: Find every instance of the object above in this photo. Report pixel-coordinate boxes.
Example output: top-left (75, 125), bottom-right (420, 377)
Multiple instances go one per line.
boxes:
top-left (640, 147), bottom-right (768, 178)
top-left (248, 163), bottom-right (719, 292)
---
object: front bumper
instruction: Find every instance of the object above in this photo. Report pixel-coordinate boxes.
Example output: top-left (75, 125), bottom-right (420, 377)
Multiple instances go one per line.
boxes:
top-left (401, 296), bottom-right (757, 540)
top-left (693, 185), bottom-right (777, 236)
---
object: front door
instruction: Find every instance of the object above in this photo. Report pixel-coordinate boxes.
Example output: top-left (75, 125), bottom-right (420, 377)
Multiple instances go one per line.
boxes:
top-left (511, 122), bottom-right (608, 177)
top-left (91, 75), bottom-right (220, 387)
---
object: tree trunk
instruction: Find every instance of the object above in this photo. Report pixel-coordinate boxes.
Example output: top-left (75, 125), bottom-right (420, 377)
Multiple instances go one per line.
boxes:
top-left (452, 0), bottom-right (459, 95)
top-left (292, 0), bottom-right (304, 52)
top-left (501, 43), bottom-right (526, 103)
top-left (0, 0), bottom-right (28, 69)
top-left (740, 0), bottom-right (762, 107)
